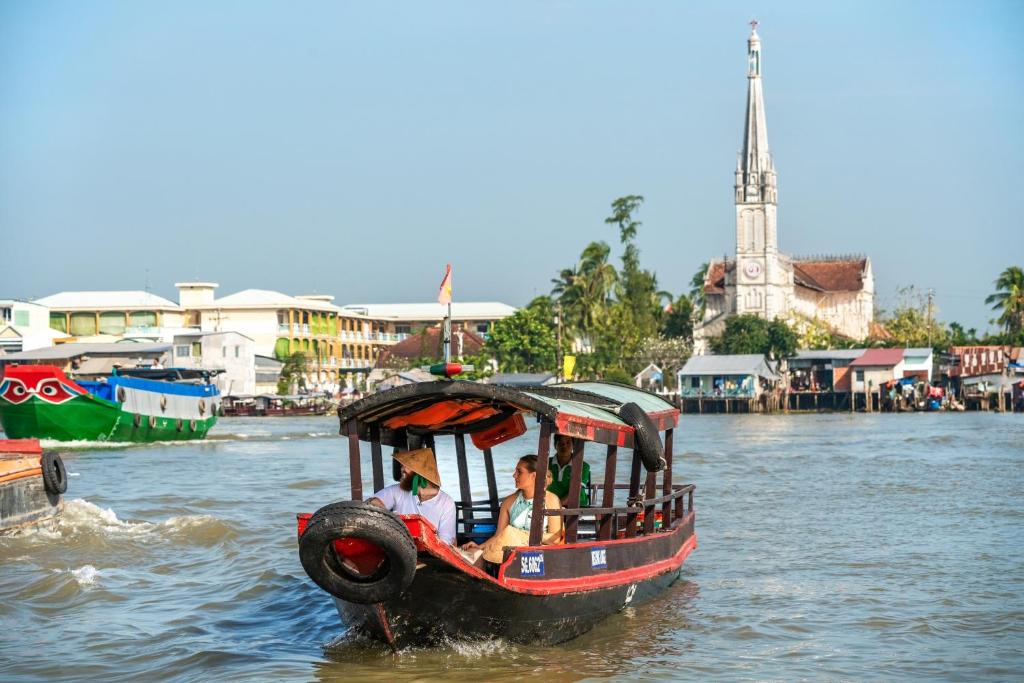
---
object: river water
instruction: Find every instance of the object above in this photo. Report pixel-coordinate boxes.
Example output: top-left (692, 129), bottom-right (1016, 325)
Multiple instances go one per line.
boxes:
top-left (1, 413), bottom-right (1021, 682)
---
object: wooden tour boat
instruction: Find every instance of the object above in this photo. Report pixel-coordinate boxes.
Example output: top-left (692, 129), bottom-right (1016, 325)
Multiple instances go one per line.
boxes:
top-left (296, 380), bottom-right (696, 648)
top-left (0, 439), bottom-right (67, 533)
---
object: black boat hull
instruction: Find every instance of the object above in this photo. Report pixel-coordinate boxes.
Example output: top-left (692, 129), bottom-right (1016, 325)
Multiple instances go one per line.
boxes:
top-left (330, 513), bottom-right (696, 648)
top-left (334, 563), bottom-right (682, 647)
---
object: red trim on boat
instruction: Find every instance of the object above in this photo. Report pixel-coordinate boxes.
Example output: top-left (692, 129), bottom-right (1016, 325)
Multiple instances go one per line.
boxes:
top-left (402, 512), bottom-right (697, 595)
top-left (295, 510), bottom-right (696, 596)
top-left (498, 534), bottom-right (697, 595)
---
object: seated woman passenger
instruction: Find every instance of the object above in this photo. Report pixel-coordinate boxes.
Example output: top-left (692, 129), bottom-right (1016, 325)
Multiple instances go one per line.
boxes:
top-left (461, 454), bottom-right (562, 566)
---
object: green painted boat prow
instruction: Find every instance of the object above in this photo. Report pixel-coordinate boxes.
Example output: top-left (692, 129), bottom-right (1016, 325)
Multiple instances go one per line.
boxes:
top-left (0, 394), bottom-right (217, 443)
top-left (0, 365), bottom-right (219, 443)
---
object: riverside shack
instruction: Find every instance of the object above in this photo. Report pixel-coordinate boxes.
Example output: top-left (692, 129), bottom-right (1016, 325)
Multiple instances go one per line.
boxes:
top-left (849, 348), bottom-right (905, 411)
top-left (787, 349), bottom-right (866, 410)
top-left (677, 354), bottom-right (779, 413)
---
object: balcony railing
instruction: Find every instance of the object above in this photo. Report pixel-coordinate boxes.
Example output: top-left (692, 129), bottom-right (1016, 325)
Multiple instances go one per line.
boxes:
top-left (679, 387), bottom-right (757, 398)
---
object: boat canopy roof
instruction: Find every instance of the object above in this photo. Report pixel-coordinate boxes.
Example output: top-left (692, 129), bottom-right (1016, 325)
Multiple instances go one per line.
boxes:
top-left (338, 380), bottom-right (679, 448)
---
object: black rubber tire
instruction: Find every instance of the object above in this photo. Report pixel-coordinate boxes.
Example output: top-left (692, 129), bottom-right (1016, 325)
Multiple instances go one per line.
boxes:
top-left (41, 452), bottom-right (68, 495)
top-left (618, 402), bottom-right (666, 472)
top-left (299, 500), bottom-right (417, 605)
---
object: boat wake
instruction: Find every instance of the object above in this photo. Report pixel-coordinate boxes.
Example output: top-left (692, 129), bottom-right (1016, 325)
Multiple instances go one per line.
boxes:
top-left (52, 564), bottom-right (101, 588)
top-left (10, 499), bottom-right (238, 546)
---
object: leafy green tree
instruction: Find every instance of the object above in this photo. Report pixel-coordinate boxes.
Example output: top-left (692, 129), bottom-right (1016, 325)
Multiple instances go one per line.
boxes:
top-left (484, 307), bottom-right (558, 373)
top-left (635, 336), bottom-right (692, 390)
top-left (601, 367), bottom-right (634, 385)
top-left (605, 195), bottom-right (660, 345)
top-left (883, 306), bottom-right (948, 349)
top-left (277, 352), bottom-right (309, 394)
top-left (709, 315), bottom-right (797, 359)
top-left (985, 266), bottom-right (1024, 343)
top-left (947, 321), bottom-right (979, 347)
top-left (661, 294), bottom-right (694, 341)
top-left (877, 287), bottom-right (948, 349)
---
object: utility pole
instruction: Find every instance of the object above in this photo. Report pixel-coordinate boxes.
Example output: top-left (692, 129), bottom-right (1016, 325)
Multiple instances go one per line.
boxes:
top-left (926, 288), bottom-right (935, 347)
top-left (555, 303), bottom-right (563, 383)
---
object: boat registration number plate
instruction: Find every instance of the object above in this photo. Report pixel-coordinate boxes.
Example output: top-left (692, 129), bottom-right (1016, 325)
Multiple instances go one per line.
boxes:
top-left (520, 551), bottom-right (544, 577)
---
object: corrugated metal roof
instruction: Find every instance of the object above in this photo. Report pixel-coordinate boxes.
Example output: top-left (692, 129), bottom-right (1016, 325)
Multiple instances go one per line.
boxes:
top-left (679, 354), bottom-right (778, 379)
top-left (203, 289), bottom-right (346, 313)
top-left (487, 373), bottom-right (556, 386)
top-left (342, 302), bottom-right (517, 321)
top-left (793, 349), bottom-right (867, 361)
top-left (35, 291), bottom-right (179, 311)
top-left (0, 342), bottom-right (170, 361)
top-left (849, 348), bottom-right (905, 367)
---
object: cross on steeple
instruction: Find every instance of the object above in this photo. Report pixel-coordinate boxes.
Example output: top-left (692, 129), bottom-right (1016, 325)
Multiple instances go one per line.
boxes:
top-left (750, 19), bottom-right (758, 32)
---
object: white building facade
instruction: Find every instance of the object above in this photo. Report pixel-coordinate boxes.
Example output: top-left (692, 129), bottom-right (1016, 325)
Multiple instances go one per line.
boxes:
top-left (694, 26), bottom-right (874, 352)
top-left (0, 300), bottom-right (63, 353)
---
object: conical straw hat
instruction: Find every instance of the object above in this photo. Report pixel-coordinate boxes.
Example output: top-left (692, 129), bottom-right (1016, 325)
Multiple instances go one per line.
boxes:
top-left (394, 447), bottom-right (441, 487)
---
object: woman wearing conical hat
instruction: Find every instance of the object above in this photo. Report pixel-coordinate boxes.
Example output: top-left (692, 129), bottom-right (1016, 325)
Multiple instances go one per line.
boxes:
top-left (368, 447), bottom-right (457, 545)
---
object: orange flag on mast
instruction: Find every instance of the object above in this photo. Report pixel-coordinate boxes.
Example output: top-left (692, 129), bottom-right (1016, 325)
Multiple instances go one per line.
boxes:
top-left (437, 264), bottom-right (453, 305)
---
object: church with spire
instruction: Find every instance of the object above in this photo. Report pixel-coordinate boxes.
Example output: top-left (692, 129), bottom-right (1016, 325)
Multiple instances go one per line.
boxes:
top-left (693, 24), bottom-right (874, 352)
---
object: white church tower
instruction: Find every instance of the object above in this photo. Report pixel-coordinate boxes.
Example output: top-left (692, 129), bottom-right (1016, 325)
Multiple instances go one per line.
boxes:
top-left (733, 22), bottom-right (785, 320)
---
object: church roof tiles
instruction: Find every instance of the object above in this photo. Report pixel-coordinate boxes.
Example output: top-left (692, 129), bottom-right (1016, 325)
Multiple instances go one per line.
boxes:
top-left (793, 259), bottom-right (867, 292)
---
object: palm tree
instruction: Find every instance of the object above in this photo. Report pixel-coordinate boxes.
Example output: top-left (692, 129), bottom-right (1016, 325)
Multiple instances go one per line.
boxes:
top-left (985, 266), bottom-right (1024, 338)
top-left (689, 262), bottom-right (709, 318)
top-left (552, 242), bottom-right (618, 348)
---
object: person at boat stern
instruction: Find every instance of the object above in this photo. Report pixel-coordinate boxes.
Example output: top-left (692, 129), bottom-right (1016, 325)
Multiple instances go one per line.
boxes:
top-left (461, 454), bottom-right (562, 568)
top-left (548, 434), bottom-right (591, 507)
top-left (368, 447), bottom-right (456, 544)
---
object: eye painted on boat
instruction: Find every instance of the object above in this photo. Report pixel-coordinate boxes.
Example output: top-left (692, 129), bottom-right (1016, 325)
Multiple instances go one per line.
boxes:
top-left (33, 379), bottom-right (79, 404)
top-left (0, 380), bottom-right (31, 404)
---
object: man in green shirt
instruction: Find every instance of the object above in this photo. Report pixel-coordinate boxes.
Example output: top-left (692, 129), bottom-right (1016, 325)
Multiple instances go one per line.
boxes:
top-left (547, 434), bottom-right (591, 507)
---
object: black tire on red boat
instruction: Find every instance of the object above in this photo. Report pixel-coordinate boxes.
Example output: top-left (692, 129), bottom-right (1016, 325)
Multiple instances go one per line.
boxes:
top-left (299, 501), bottom-right (417, 605)
top-left (618, 402), bottom-right (666, 472)
top-left (41, 452), bottom-right (68, 495)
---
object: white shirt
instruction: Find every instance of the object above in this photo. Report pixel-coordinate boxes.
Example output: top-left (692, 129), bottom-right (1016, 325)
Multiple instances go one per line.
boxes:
top-left (371, 484), bottom-right (457, 544)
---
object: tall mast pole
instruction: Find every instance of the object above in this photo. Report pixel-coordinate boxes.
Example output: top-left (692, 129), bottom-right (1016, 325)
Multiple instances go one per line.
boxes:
top-left (444, 302), bottom-right (452, 363)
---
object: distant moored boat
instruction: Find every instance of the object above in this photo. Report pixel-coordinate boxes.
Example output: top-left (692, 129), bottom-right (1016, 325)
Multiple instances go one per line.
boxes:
top-left (0, 365), bottom-right (219, 443)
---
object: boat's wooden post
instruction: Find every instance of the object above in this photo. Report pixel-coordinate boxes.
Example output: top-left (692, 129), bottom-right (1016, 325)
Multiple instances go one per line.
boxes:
top-left (346, 418), bottom-right (362, 500)
top-left (454, 433), bottom-right (474, 529)
top-left (564, 439), bottom-right (585, 544)
top-left (661, 428), bottom-right (674, 527)
top-left (528, 421), bottom-right (552, 546)
top-left (598, 444), bottom-right (617, 540)
top-left (625, 450), bottom-right (642, 538)
top-left (642, 470), bottom-right (657, 535)
top-left (483, 448), bottom-right (499, 521)
top-left (370, 425), bottom-right (384, 493)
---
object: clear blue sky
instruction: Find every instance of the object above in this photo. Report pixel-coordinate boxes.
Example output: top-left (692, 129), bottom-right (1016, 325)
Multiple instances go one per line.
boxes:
top-left (1, 1), bottom-right (1021, 331)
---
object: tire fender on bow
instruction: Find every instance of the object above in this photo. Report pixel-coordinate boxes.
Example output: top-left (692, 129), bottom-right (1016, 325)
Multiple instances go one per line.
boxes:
top-left (298, 500), bottom-right (418, 605)
top-left (617, 402), bottom-right (666, 472)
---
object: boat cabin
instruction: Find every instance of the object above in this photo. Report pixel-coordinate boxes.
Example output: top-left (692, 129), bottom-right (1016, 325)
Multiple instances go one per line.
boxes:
top-left (338, 380), bottom-right (692, 548)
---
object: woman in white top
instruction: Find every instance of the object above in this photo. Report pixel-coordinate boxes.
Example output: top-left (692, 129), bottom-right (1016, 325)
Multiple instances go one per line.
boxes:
top-left (462, 454), bottom-right (562, 565)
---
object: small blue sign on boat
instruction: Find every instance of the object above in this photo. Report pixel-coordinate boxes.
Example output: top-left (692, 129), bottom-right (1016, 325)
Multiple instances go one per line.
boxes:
top-left (520, 551), bottom-right (544, 577)
top-left (590, 547), bottom-right (608, 569)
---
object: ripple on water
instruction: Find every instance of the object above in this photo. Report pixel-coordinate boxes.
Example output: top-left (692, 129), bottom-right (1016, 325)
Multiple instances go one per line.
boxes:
top-left (2, 414), bottom-right (1023, 682)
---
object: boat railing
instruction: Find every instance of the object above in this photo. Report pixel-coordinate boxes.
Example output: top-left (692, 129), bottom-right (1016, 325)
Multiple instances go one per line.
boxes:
top-left (546, 483), bottom-right (695, 544)
top-left (454, 484), bottom-right (695, 546)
